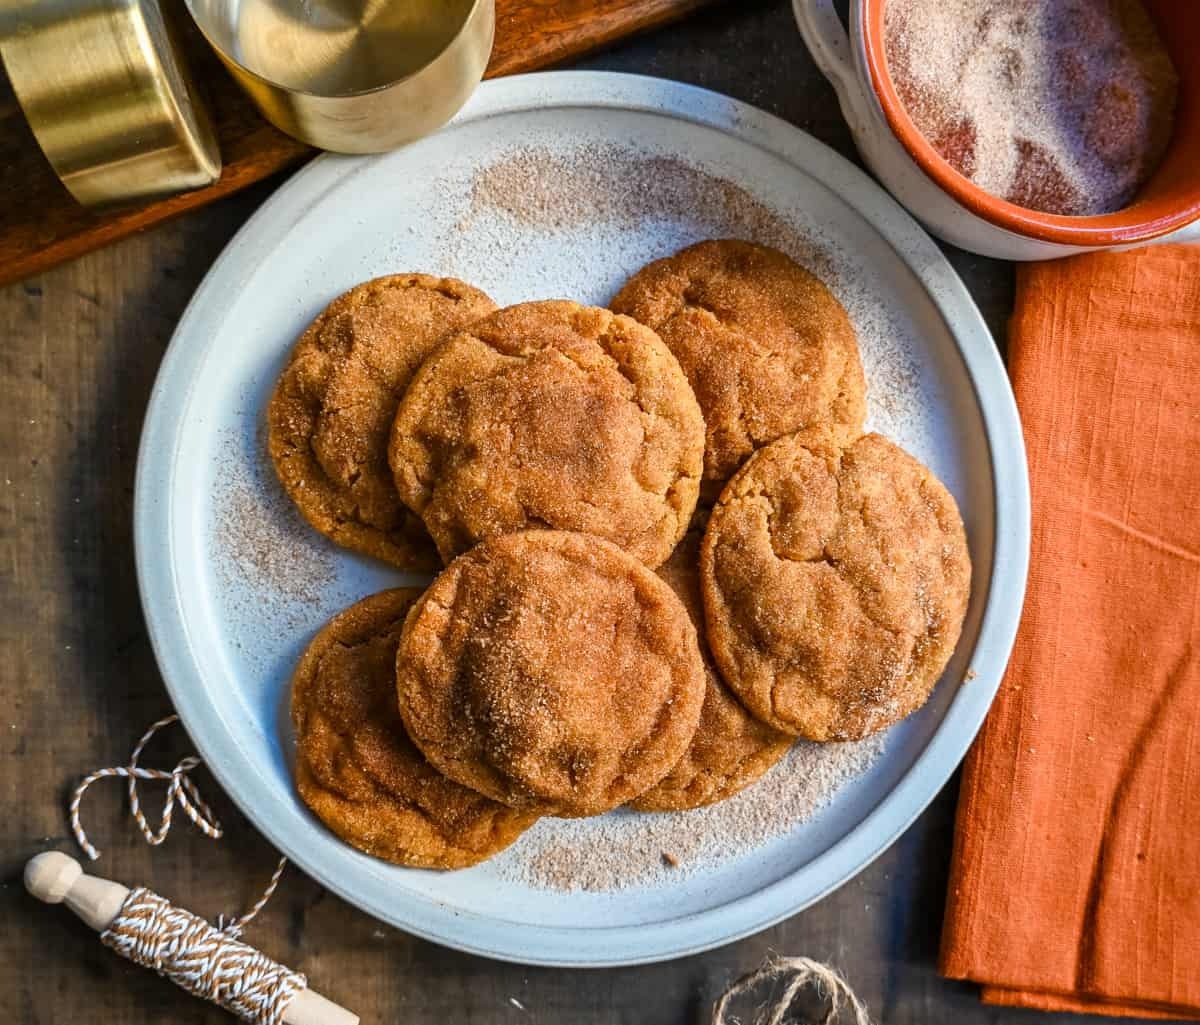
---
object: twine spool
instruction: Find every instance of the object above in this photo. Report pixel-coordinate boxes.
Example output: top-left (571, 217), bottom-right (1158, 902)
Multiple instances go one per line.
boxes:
top-left (24, 715), bottom-right (356, 1025)
top-left (101, 887), bottom-right (305, 1025)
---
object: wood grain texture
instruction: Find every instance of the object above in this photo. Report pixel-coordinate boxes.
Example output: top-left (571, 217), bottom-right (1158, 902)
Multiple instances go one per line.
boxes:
top-left (2, 3), bottom-right (1129, 1024)
top-left (0, 0), bottom-right (717, 289)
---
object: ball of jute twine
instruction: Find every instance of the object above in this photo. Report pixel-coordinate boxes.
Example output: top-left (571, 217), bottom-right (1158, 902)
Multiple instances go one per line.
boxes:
top-left (711, 955), bottom-right (874, 1025)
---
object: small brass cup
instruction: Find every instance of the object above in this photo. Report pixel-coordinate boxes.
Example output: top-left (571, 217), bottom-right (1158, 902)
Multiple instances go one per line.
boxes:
top-left (0, 0), bottom-right (221, 207)
top-left (185, 0), bottom-right (494, 154)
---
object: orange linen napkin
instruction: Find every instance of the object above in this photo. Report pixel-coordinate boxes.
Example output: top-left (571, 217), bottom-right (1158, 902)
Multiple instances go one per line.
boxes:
top-left (940, 245), bottom-right (1200, 1019)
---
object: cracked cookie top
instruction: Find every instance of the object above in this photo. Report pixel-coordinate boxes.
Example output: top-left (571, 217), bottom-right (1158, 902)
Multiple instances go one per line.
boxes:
top-left (396, 531), bottom-right (707, 817)
top-left (268, 274), bottom-right (496, 571)
top-left (700, 426), bottom-right (971, 741)
top-left (388, 300), bottom-right (705, 568)
top-left (631, 532), bottom-right (793, 812)
top-left (291, 588), bottom-right (538, 868)
top-left (611, 240), bottom-right (866, 497)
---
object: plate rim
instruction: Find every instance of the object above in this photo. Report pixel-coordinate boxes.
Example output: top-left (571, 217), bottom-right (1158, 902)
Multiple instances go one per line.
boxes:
top-left (134, 70), bottom-right (1030, 967)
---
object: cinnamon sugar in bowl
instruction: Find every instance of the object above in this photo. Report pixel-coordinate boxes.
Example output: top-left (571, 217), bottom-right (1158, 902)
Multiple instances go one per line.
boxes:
top-left (794, 0), bottom-right (1200, 258)
top-left (882, 1), bottom-right (1178, 219)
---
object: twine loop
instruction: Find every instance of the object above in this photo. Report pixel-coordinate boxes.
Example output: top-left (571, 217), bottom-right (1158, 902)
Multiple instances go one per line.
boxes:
top-left (68, 714), bottom-right (287, 938)
top-left (711, 955), bottom-right (874, 1025)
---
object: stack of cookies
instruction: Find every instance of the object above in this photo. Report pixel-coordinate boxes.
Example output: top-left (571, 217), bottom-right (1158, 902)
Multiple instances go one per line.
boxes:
top-left (269, 241), bottom-right (971, 870)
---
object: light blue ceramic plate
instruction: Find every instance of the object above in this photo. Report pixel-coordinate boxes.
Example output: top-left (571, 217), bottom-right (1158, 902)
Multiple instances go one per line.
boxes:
top-left (134, 72), bottom-right (1029, 967)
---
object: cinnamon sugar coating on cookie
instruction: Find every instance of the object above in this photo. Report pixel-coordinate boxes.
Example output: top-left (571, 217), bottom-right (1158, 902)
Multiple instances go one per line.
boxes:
top-left (611, 240), bottom-right (866, 496)
top-left (388, 300), bottom-right (704, 568)
top-left (291, 588), bottom-right (537, 868)
top-left (269, 274), bottom-right (496, 570)
top-left (701, 427), bottom-right (970, 741)
top-left (396, 531), bottom-right (707, 817)
top-left (632, 533), bottom-right (792, 812)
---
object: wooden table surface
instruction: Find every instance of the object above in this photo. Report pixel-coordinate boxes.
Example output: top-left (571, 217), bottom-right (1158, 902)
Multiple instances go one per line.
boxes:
top-left (0, 3), bottom-right (1143, 1022)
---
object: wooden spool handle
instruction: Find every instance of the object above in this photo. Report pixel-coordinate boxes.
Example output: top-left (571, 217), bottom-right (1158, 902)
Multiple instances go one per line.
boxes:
top-left (25, 852), bottom-right (358, 1025)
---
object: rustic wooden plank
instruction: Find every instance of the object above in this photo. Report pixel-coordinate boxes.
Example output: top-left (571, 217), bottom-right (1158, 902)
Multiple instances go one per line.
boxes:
top-left (0, 0), bottom-right (718, 289)
top-left (489, 0), bottom-right (716, 76)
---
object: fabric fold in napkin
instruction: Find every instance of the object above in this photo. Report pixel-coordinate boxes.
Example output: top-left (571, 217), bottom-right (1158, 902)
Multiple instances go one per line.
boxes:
top-left (940, 245), bottom-right (1200, 1019)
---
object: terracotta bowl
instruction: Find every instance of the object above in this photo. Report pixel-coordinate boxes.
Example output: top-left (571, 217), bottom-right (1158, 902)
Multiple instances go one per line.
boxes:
top-left (795, 0), bottom-right (1200, 259)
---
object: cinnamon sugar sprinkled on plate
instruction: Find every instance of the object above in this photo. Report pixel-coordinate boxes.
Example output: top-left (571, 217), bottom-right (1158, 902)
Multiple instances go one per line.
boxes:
top-left (496, 736), bottom-right (885, 892)
top-left (212, 427), bottom-right (337, 625)
top-left (462, 144), bottom-right (834, 278)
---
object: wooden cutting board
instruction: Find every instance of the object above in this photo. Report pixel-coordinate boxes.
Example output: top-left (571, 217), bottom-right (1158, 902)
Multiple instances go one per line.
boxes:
top-left (0, 0), bottom-right (718, 288)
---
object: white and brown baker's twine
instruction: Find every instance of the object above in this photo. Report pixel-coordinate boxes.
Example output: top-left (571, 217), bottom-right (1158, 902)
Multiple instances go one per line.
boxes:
top-left (101, 886), bottom-right (305, 1025)
top-left (66, 714), bottom-right (300, 1025)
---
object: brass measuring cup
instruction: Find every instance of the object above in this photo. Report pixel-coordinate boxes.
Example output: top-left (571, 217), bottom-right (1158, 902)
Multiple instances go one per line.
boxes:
top-left (0, 0), bottom-right (221, 207)
top-left (185, 0), bottom-right (495, 154)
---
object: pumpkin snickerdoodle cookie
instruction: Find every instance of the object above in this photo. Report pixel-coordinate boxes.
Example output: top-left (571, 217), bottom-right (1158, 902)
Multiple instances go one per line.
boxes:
top-left (700, 426), bottom-right (970, 742)
top-left (388, 300), bottom-right (705, 568)
top-left (291, 588), bottom-right (537, 868)
top-left (268, 274), bottom-right (496, 571)
top-left (611, 240), bottom-right (866, 497)
top-left (396, 531), bottom-right (707, 817)
top-left (632, 533), bottom-right (792, 812)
